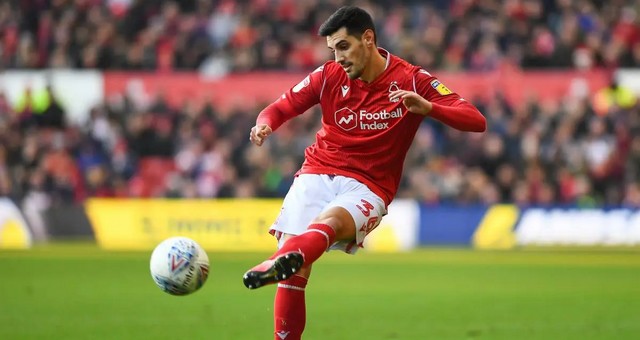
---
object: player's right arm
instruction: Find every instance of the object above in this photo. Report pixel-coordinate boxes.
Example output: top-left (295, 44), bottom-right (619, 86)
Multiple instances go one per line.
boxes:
top-left (250, 66), bottom-right (326, 146)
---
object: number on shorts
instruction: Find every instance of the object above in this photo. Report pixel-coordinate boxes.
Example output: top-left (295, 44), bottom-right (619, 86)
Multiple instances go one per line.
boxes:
top-left (359, 216), bottom-right (379, 234)
top-left (356, 199), bottom-right (374, 217)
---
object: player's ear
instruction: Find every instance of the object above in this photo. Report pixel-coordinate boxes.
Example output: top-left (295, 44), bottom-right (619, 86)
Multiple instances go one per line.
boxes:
top-left (363, 29), bottom-right (374, 47)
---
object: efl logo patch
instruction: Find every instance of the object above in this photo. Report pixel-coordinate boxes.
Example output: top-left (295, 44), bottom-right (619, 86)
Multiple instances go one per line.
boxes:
top-left (430, 79), bottom-right (452, 95)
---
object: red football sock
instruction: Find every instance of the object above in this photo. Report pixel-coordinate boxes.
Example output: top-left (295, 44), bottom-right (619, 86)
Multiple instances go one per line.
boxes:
top-left (273, 223), bottom-right (336, 266)
top-left (274, 274), bottom-right (308, 340)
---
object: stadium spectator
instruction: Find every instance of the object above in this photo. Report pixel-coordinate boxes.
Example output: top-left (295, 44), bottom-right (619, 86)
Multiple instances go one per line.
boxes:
top-left (592, 77), bottom-right (638, 116)
top-left (1, 1), bottom-right (639, 72)
top-left (0, 0), bottom-right (639, 242)
top-left (1, 77), bottom-right (639, 209)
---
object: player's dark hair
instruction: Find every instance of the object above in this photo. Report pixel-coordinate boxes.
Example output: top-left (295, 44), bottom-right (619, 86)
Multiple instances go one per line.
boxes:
top-left (318, 6), bottom-right (377, 44)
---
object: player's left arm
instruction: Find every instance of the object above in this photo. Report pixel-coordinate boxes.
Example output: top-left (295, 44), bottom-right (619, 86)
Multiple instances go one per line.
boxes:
top-left (389, 70), bottom-right (486, 132)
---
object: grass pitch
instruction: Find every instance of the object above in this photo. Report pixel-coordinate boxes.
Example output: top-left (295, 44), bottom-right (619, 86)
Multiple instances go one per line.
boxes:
top-left (0, 244), bottom-right (639, 340)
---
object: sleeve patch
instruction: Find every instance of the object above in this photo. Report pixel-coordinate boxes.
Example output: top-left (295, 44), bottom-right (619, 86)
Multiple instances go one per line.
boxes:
top-left (430, 79), bottom-right (452, 96)
top-left (292, 76), bottom-right (310, 93)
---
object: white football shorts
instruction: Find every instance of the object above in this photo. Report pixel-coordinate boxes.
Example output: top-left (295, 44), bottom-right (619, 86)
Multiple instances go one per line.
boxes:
top-left (270, 174), bottom-right (387, 254)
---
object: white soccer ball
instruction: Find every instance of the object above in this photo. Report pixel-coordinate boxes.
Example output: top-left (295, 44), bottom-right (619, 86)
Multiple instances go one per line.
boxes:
top-left (149, 236), bottom-right (210, 296)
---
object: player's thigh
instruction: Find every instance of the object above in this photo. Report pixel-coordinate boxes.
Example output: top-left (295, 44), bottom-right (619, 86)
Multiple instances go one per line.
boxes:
top-left (272, 174), bottom-right (334, 237)
top-left (319, 176), bottom-right (387, 244)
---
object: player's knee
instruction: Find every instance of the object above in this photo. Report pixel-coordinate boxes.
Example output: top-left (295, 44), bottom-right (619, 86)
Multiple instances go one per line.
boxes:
top-left (312, 215), bottom-right (341, 231)
top-left (297, 265), bottom-right (312, 279)
top-left (312, 214), bottom-right (354, 240)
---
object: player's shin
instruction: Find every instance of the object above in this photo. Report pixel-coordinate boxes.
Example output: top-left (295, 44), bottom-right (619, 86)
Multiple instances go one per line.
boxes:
top-left (274, 274), bottom-right (308, 340)
top-left (243, 224), bottom-right (335, 289)
top-left (274, 223), bottom-right (336, 266)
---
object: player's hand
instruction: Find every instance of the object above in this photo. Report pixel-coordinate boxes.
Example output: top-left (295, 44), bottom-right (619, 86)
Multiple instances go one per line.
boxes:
top-left (249, 124), bottom-right (272, 146)
top-left (389, 90), bottom-right (433, 115)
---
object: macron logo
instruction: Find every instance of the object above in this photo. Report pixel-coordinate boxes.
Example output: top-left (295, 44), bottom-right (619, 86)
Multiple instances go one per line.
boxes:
top-left (341, 85), bottom-right (349, 97)
top-left (339, 115), bottom-right (353, 125)
top-left (277, 331), bottom-right (290, 339)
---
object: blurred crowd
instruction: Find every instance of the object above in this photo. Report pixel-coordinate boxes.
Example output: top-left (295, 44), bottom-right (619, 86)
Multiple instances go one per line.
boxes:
top-left (402, 80), bottom-right (640, 207)
top-left (1, 75), bottom-right (639, 211)
top-left (1, 0), bottom-right (639, 73)
top-left (0, 0), bottom-right (640, 222)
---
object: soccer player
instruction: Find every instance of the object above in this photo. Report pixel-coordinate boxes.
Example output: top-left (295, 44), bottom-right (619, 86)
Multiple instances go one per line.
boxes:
top-left (243, 6), bottom-right (486, 339)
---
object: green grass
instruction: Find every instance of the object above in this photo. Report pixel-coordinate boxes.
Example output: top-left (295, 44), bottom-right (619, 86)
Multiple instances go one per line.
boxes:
top-left (1, 244), bottom-right (639, 339)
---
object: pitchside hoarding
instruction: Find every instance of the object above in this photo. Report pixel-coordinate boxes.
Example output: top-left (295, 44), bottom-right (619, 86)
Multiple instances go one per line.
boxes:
top-left (515, 208), bottom-right (640, 246)
top-left (85, 199), bottom-right (281, 251)
top-left (419, 205), bottom-right (640, 248)
top-left (0, 198), bottom-right (32, 249)
top-left (84, 199), bottom-right (640, 251)
top-left (4, 198), bottom-right (640, 250)
top-left (84, 198), bottom-right (420, 252)
top-left (85, 199), bottom-right (418, 252)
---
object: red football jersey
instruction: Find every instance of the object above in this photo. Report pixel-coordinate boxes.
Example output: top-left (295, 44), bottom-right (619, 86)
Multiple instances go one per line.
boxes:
top-left (258, 49), bottom-right (484, 205)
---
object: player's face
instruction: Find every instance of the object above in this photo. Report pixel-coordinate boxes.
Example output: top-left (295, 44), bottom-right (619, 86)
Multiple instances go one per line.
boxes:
top-left (327, 27), bottom-right (369, 80)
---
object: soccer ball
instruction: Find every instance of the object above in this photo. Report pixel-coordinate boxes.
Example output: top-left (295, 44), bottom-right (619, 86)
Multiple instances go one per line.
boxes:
top-left (149, 237), bottom-right (210, 296)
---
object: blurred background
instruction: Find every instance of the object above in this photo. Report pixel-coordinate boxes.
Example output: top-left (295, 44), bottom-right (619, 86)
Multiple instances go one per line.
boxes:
top-left (0, 0), bottom-right (639, 247)
top-left (1, 1), bottom-right (640, 339)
